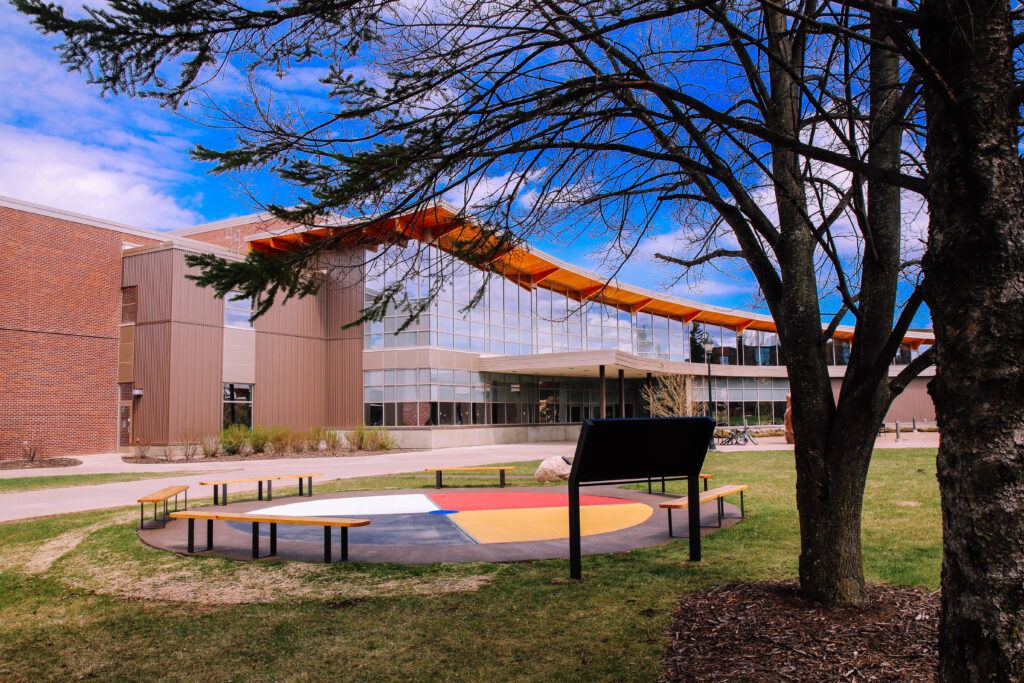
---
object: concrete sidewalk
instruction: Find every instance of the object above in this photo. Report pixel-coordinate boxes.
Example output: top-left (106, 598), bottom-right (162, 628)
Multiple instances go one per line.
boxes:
top-left (0, 442), bottom-right (574, 523)
top-left (0, 431), bottom-right (938, 524)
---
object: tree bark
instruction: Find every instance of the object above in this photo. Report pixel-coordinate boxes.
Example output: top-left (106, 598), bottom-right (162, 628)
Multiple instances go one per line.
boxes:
top-left (919, 0), bottom-right (1024, 678)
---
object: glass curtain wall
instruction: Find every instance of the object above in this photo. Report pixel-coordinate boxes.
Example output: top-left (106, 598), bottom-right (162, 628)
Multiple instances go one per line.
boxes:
top-left (363, 371), bottom-right (646, 427)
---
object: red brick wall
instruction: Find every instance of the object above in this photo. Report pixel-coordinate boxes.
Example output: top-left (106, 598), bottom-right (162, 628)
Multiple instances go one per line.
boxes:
top-left (182, 218), bottom-right (293, 251)
top-left (0, 206), bottom-right (159, 460)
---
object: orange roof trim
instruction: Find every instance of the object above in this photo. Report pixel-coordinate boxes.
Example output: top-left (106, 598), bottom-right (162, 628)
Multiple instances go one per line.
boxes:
top-left (246, 205), bottom-right (934, 346)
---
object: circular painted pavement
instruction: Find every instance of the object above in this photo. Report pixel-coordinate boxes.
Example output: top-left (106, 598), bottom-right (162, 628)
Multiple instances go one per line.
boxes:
top-left (138, 485), bottom-right (742, 564)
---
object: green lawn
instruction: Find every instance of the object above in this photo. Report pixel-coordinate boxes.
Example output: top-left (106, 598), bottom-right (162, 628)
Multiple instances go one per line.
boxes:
top-left (0, 471), bottom-right (204, 494)
top-left (0, 448), bottom-right (940, 681)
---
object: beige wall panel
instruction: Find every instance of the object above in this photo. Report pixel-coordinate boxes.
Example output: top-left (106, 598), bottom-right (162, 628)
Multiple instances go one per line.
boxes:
top-left (254, 334), bottom-right (327, 429)
top-left (829, 376), bottom-right (936, 424)
top-left (132, 322), bottom-right (171, 445)
top-left (223, 327), bottom-right (256, 384)
top-left (167, 322), bottom-right (223, 442)
top-left (122, 249), bottom-right (173, 323)
top-left (254, 288), bottom-right (326, 337)
top-left (327, 338), bottom-right (363, 428)
top-left (172, 250), bottom-right (224, 326)
top-left (118, 325), bottom-right (135, 382)
top-left (885, 376), bottom-right (936, 423)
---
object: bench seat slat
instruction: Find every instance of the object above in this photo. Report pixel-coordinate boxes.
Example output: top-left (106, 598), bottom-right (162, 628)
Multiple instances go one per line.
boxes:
top-left (199, 473), bottom-right (322, 486)
top-left (137, 485), bottom-right (189, 503)
top-left (169, 511), bottom-right (369, 527)
top-left (658, 484), bottom-right (749, 509)
top-left (423, 467), bottom-right (515, 472)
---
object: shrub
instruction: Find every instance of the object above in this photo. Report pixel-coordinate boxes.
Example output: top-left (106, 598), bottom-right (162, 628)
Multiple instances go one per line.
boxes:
top-left (249, 425), bottom-right (272, 454)
top-left (324, 429), bottom-right (342, 453)
top-left (180, 422), bottom-right (200, 460)
top-left (20, 439), bottom-right (42, 462)
top-left (345, 424), bottom-right (395, 451)
top-left (221, 424), bottom-right (251, 456)
top-left (307, 427), bottom-right (327, 452)
top-left (267, 426), bottom-right (291, 454)
top-left (201, 435), bottom-right (220, 457)
top-left (285, 429), bottom-right (306, 453)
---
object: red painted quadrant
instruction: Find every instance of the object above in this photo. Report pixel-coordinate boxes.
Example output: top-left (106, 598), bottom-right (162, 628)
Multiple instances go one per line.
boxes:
top-left (427, 491), bottom-right (633, 511)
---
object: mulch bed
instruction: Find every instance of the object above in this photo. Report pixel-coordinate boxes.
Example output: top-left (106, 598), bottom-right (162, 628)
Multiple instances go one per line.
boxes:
top-left (659, 581), bottom-right (938, 682)
top-left (0, 457), bottom-right (83, 470)
top-left (122, 449), bottom-right (410, 464)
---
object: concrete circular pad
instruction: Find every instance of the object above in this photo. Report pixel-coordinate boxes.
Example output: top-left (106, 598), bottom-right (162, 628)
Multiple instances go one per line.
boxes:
top-left (138, 485), bottom-right (743, 564)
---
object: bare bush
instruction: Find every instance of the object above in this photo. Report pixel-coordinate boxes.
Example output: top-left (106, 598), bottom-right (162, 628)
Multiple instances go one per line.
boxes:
top-left (641, 375), bottom-right (702, 419)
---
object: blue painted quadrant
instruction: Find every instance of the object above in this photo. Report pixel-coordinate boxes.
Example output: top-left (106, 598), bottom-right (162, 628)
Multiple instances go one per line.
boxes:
top-left (227, 513), bottom-right (476, 546)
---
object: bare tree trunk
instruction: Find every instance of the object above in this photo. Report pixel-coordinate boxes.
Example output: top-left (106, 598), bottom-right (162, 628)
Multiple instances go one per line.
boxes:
top-left (919, 0), bottom-right (1024, 678)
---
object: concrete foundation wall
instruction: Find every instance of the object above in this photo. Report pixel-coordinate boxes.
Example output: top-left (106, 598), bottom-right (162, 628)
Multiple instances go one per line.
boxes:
top-left (387, 424), bottom-right (582, 449)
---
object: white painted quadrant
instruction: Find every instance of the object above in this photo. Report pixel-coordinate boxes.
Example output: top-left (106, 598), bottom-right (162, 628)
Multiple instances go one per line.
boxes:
top-left (248, 494), bottom-right (440, 517)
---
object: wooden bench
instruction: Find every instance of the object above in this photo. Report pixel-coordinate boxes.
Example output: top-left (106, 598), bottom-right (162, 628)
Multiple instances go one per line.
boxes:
top-left (659, 484), bottom-right (749, 537)
top-left (198, 473), bottom-right (322, 506)
top-left (646, 473), bottom-right (713, 495)
top-left (137, 485), bottom-right (188, 529)
top-left (424, 466), bottom-right (516, 488)
top-left (169, 511), bottom-right (370, 562)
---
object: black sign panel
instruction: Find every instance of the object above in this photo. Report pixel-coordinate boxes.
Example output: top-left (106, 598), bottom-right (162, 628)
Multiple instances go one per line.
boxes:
top-left (567, 416), bottom-right (716, 579)
top-left (568, 417), bottom-right (715, 485)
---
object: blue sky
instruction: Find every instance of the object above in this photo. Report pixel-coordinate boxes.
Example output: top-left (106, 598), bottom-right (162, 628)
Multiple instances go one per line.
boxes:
top-left (0, 2), bottom-right (930, 328)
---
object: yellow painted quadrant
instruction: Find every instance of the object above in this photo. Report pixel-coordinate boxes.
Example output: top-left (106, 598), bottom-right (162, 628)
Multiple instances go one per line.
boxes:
top-left (450, 503), bottom-right (653, 544)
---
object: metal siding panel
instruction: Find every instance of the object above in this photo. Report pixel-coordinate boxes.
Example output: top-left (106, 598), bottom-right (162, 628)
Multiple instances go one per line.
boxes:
top-left (255, 290), bottom-right (326, 337)
top-left (254, 333), bottom-right (327, 429)
top-left (122, 249), bottom-right (173, 323)
top-left (172, 249), bottom-right (224, 325)
top-left (327, 338), bottom-right (363, 428)
top-left (132, 322), bottom-right (171, 445)
top-left (168, 322), bottom-right (223, 442)
top-left (885, 377), bottom-right (936, 423)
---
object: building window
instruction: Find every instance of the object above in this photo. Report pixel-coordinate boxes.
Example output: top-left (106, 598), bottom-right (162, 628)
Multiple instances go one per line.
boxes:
top-left (121, 286), bottom-right (137, 323)
top-left (223, 383), bottom-right (253, 428)
top-left (225, 291), bottom-right (253, 329)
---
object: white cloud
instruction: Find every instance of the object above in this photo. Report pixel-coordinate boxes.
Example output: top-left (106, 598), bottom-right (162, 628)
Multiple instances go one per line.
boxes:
top-left (0, 125), bottom-right (202, 230)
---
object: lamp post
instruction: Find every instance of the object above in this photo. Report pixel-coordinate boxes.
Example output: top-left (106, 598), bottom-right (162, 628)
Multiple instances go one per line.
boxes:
top-left (702, 338), bottom-right (716, 451)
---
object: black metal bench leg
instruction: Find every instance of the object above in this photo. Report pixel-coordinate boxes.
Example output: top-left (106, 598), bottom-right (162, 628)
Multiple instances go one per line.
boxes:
top-left (704, 478), bottom-right (708, 491)
top-left (647, 478), bottom-right (652, 495)
top-left (213, 485), bottom-right (218, 506)
top-left (662, 476), bottom-right (666, 494)
top-left (740, 491), bottom-right (745, 518)
top-left (258, 481), bottom-right (263, 500)
top-left (324, 526), bottom-right (331, 563)
top-left (185, 488), bottom-right (188, 511)
top-left (187, 519), bottom-right (195, 553)
top-left (667, 508), bottom-right (673, 537)
top-left (207, 519), bottom-right (213, 550)
top-left (222, 484), bottom-right (228, 505)
top-left (268, 480), bottom-right (272, 500)
top-left (140, 504), bottom-right (144, 530)
top-left (299, 478), bottom-right (304, 496)
top-left (308, 477), bottom-right (313, 496)
top-left (270, 523), bottom-right (277, 556)
top-left (341, 527), bottom-right (348, 561)
top-left (500, 470), bottom-right (506, 487)
top-left (716, 499), bottom-right (724, 527)
top-left (252, 522), bottom-right (259, 558)
top-left (436, 471), bottom-right (443, 489)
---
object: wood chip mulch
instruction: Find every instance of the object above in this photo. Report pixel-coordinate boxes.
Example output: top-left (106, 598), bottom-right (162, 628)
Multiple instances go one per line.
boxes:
top-left (659, 581), bottom-right (938, 682)
top-left (0, 457), bottom-right (83, 470)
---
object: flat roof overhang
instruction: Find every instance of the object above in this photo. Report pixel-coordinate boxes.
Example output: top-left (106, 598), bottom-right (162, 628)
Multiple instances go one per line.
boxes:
top-left (245, 204), bottom-right (935, 347)
top-left (478, 350), bottom-right (789, 378)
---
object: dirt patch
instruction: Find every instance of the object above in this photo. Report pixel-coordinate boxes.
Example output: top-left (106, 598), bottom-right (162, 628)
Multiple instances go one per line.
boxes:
top-left (660, 581), bottom-right (938, 682)
top-left (0, 457), bottom-right (82, 470)
top-left (122, 449), bottom-right (410, 464)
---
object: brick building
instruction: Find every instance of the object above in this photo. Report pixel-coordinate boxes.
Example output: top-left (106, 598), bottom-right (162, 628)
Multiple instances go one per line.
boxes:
top-left (0, 195), bottom-right (936, 459)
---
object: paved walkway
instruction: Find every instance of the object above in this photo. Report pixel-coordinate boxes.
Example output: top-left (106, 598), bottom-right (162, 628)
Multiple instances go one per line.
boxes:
top-left (0, 443), bottom-right (574, 523)
top-left (0, 431), bottom-right (938, 524)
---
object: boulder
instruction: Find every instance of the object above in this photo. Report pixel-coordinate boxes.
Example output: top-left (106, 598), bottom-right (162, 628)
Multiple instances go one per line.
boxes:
top-left (535, 455), bottom-right (572, 482)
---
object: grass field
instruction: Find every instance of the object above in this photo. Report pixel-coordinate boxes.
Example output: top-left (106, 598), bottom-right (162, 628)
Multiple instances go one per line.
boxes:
top-left (0, 471), bottom-right (205, 494)
top-left (0, 448), bottom-right (940, 681)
